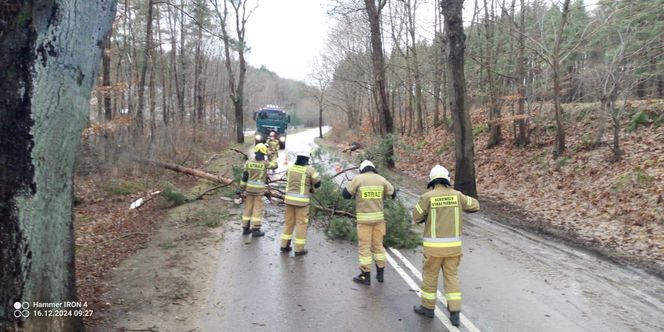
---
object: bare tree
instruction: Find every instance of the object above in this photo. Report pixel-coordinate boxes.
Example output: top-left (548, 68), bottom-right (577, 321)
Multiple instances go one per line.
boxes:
top-left (136, 0), bottom-right (155, 137)
top-left (484, 0), bottom-right (503, 147)
top-left (211, 0), bottom-right (256, 144)
top-left (550, 0), bottom-right (571, 158)
top-left (441, 0), bottom-right (478, 198)
top-left (364, 0), bottom-right (396, 167)
top-left (515, 0), bottom-right (529, 146)
top-left (310, 57), bottom-right (333, 138)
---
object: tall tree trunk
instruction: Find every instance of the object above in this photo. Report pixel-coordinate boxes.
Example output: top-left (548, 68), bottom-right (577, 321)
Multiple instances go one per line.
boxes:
top-left (441, 0), bottom-right (478, 198)
top-left (551, 0), bottom-right (571, 158)
top-left (365, 0), bottom-right (395, 167)
top-left (217, 0), bottom-right (250, 144)
top-left (319, 99), bottom-right (324, 138)
top-left (102, 28), bottom-right (113, 121)
top-left (0, 2), bottom-right (116, 331)
top-left (515, 0), bottom-right (528, 146)
top-left (194, 18), bottom-right (204, 124)
top-left (405, 0), bottom-right (424, 134)
top-left (166, 5), bottom-right (181, 124)
top-left (156, 6), bottom-right (170, 126)
top-left (136, 0), bottom-right (154, 136)
top-left (484, 0), bottom-right (502, 148)
top-left (178, 0), bottom-right (187, 122)
top-left (149, 60), bottom-right (157, 140)
top-left (433, 30), bottom-right (445, 128)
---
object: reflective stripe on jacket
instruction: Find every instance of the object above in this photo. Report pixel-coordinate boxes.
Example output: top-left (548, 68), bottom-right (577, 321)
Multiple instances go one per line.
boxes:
top-left (345, 172), bottom-right (395, 224)
top-left (412, 184), bottom-right (479, 256)
top-left (284, 164), bottom-right (321, 206)
top-left (240, 159), bottom-right (277, 195)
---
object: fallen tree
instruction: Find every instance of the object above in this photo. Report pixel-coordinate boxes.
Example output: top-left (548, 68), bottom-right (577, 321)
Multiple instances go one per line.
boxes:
top-left (123, 154), bottom-right (355, 218)
top-left (125, 154), bottom-right (234, 185)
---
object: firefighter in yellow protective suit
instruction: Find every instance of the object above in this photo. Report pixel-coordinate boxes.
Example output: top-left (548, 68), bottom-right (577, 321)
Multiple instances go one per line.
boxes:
top-left (239, 143), bottom-right (277, 237)
top-left (266, 131), bottom-right (280, 163)
top-left (412, 165), bottom-right (479, 327)
top-left (280, 152), bottom-right (321, 256)
top-left (342, 160), bottom-right (396, 285)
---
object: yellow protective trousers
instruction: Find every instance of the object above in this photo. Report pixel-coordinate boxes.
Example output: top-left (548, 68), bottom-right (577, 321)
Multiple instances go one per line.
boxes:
top-left (357, 222), bottom-right (386, 272)
top-left (420, 253), bottom-right (462, 311)
top-left (242, 194), bottom-right (264, 229)
top-left (280, 205), bottom-right (309, 252)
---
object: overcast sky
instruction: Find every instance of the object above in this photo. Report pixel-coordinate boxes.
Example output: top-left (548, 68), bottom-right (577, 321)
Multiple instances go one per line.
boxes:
top-left (244, 0), bottom-right (329, 82)
top-left (244, 0), bottom-right (597, 82)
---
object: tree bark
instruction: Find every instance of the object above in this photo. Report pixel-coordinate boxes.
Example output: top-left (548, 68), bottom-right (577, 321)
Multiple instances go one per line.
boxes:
top-left (365, 0), bottom-right (395, 167)
top-left (102, 28), bottom-right (113, 121)
top-left (217, 0), bottom-right (250, 144)
top-left (0, 1), bottom-right (116, 331)
top-left (136, 0), bottom-right (155, 136)
top-left (515, 0), bottom-right (528, 146)
top-left (194, 3), bottom-right (205, 126)
top-left (484, 0), bottom-right (502, 148)
top-left (440, 0), bottom-right (478, 198)
top-left (551, 0), bottom-right (571, 158)
top-left (178, 0), bottom-right (187, 122)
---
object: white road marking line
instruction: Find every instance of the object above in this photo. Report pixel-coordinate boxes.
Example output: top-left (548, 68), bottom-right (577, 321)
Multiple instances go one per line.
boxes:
top-left (385, 251), bottom-right (459, 332)
top-left (389, 248), bottom-right (482, 332)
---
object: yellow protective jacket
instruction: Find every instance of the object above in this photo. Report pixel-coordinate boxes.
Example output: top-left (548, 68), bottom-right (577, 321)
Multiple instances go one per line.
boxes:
top-left (267, 138), bottom-right (280, 153)
top-left (284, 164), bottom-right (321, 207)
top-left (412, 184), bottom-right (479, 256)
top-left (240, 159), bottom-right (278, 195)
top-left (345, 172), bottom-right (395, 224)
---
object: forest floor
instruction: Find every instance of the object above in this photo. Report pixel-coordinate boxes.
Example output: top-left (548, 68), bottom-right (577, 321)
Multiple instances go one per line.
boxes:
top-left (73, 141), bottom-right (248, 330)
top-left (328, 99), bottom-right (664, 277)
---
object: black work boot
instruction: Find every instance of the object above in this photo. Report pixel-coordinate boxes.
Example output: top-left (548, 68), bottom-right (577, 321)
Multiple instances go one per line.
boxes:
top-left (449, 311), bottom-right (460, 327)
top-left (294, 250), bottom-right (308, 256)
top-left (280, 240), bottom-right (292, 253)
top-left (252, 228), bottom-right (265, 237)
top-left (242, 226), bottom-right (251, 235)
top-left (353, 271), bottom-right (371, 285)
top-left (376, 266), bottom-right (384, 283)
top-left (413, 305), bottom-right (434, 318)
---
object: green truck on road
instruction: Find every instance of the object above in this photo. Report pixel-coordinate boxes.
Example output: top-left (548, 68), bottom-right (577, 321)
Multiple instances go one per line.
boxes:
top-left (253, 105), bottom-right (290, 149)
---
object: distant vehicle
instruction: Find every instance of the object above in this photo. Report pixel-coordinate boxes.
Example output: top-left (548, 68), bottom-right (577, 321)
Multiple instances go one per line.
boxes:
top-left (253, 105), bottom-right (290, 149)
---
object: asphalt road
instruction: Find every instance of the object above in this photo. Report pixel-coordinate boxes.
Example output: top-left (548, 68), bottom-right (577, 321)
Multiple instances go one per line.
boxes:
top-left (199, 128), bottom-right (664, 332)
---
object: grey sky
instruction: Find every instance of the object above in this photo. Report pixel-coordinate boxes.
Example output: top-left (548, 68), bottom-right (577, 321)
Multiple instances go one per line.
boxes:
top-left (244, 0), bottom-right (598, 82)
top-left (245, 0), bottom-right (329, 82)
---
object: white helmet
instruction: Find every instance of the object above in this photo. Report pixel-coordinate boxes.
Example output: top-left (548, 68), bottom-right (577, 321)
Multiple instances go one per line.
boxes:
top-left (429, 165), bottom-right (450, 182)
top-left (359, 160), bottom-right (375, 172)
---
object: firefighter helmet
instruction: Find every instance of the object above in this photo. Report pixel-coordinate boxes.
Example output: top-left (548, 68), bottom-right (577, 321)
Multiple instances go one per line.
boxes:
top-left (359, 160), bottom-right (375, 172)
top-left (254, 143), bottom-right (268, 155)
top-left (428, 165), bottom-right (450, 182)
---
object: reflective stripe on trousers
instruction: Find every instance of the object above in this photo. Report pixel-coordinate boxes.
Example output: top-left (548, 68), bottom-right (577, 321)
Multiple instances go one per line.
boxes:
top-left (280, 234), bottom-right (293, 240)
top-left (359, 255), bottom-right (373, 265)
top-left (285, 192), bottom-right (310, 203)
top-left (356, 211), bottom-right (384, 221)
top-left (421, 290), bottom-right (436, 300)
top-left (422, 236), bottom-right (462, 248)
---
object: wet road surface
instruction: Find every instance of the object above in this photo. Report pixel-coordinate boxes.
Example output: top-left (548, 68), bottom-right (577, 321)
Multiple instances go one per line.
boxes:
top-left (199, 128), bottom-right (664, 332)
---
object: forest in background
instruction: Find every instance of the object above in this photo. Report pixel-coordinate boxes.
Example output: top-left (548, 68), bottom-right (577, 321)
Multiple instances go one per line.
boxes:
top-left (318, 0), bottom-right (663, 273)
top-left (321, 0), bottom-right (663, 148)
top-left (84, 0), bottom-right (321, 177)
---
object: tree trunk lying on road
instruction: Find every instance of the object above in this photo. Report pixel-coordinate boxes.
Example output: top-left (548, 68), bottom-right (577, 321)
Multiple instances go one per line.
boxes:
top-left (125, 155), bottom-right (356, 218)
top-left (125, 154), bottom-right (234, 185)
